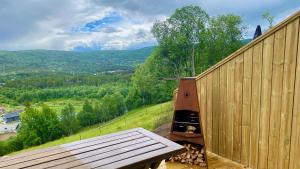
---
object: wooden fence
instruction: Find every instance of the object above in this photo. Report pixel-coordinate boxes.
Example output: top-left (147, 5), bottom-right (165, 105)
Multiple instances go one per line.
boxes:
top-left (174, 10), bottom-right (300, 169)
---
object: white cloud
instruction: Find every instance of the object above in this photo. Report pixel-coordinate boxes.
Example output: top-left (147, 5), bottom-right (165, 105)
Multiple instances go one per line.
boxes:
top-left (0, 0), bottom-right (299, 50)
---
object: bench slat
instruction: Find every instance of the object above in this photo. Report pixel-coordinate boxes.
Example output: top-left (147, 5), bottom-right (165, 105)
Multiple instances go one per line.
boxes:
top-left (0, 128), bottom-right (184, 169)
top-left (27, 137), bottom-right (153, 169)
top-left (3, 134), bottom-right (147, 169)
top-left (72, 143), bottom-right (167, 169)
top-left (0, 129), bottom-right (140, 163)
top-left (0, 132), bottom-right (141, 168)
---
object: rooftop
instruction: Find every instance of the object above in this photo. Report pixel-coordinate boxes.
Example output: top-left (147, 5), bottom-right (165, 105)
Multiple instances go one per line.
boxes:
top-left (3, 110), bottom-right (22, 119)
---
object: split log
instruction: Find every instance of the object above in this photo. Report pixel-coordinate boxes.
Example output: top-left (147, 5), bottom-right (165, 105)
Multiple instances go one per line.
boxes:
top-left (169, 143), bottom-right (206, 167)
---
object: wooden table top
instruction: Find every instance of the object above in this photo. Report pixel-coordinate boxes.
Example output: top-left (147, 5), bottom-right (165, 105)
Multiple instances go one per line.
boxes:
top-left (0, 128), bottom-right (184, 169)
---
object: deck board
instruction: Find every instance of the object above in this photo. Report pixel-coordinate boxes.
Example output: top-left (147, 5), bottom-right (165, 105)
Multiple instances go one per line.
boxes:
top-left (158, 152), bottom-right (247, 169)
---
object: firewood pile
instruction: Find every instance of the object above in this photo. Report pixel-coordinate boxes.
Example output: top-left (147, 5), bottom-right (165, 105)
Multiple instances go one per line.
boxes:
top-left (169, 143), bottom-right (206, 167)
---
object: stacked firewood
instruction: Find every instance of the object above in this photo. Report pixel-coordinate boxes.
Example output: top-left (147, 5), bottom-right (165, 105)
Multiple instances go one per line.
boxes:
top-left (169, 144), bottom-right (206, 167)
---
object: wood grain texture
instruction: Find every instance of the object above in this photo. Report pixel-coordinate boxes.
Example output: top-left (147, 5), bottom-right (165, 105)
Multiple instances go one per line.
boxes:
top-left (233, 54), bottom-right (243, 162)
top-left (158, 151), bottom-right (245, 169)
top-left (196, 78), bottom-right (201, 115)
top-left (267, 26), bottom-right (286, 169)
top-left (206, 73), bottom-right (213, 151)
top-left (195, 11), bottom-right (300, 81)
top-left (219, 64), bottom-right (227, 157)
top-left (289, 19), bottom-right (300, 169)
top-left (200, 77), bottom-right (207, 141)
top-left (172, 12), bottom-right (300, 169)
top-left (249, 41), bottom-right (263, 169)
top-left (277, 18), bottom-right (299, 169)
top-left (241, 48), bottom-right (253, 165)
top-left (257, 34), bottom-right (275, 169)
top-left (212, 68), bottom-right (220, 154)
top-left (226, 60), bottom-right (235, 160)
top-left (1, 128), bottom-right (184, 169)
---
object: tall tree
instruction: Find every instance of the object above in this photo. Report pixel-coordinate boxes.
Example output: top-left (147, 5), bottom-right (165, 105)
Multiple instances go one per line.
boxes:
top-left (204, 14), bottom-right (245, 67)
top-left (18, 105), bottom-right (62, 147)
top-left (126, 48), bottom-right (176, 109)
top-left (60, 104), bottom-right (80, 136)
top-left (152, 5), bottom-right (209, 78)
top-left (77, 101), bottom-right (94, 127)
top-left (129, 5), bottom-right (246, 109)
top-left (262, 11), bottom-right (274, 29)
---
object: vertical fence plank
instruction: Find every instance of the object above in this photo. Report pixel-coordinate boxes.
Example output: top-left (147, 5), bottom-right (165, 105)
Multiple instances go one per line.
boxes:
top-left (226, 60), bottom-right (235, 160)
top-left (233, 54), bottom-right (243, 162)
top-left (206, 73), bottom-right (213, 151)
top-left (219, 64), bottom-right (227, 157)
top-left (200, 77), bottom-right (207, 141)
top-left (258, 34), bottom-right (275, 169)
top-left (196, 78), bottom-right (201, 112)
top-left (250, 41), bottom-right (263, 169)
top-left (277, 18), bottom-right (299, 169)
top-left (267, 27), bottom-right (286, 169)
top-left (241, 48), bottom-right (253, 165)
top-left (212, 68), bottom-right (220, 154)
top-left (289, 19), bottom-right (300, 169)
top-left (187, 13), bottom-right (300, 169)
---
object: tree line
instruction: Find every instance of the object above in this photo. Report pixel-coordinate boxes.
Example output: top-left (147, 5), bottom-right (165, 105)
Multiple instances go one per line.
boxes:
top-left (125, 5), bottom-right (246, 109)
top-left (0, 92), bottom-right (126, 156)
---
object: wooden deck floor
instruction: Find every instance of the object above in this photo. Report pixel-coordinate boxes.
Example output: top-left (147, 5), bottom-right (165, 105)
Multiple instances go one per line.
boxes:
top-left (154, 124), bottom-right (247, 169)
top-left (159, 152), bottom-right (247, 169)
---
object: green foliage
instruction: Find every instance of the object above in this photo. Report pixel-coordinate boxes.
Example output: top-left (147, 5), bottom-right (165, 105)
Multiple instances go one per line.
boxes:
top-left (128, 5), bottom-right (246, 110)
top-left (152, 5), bottom-right (246, 78)
top-left (0, 141), bottom-right (8, 156)
top-left (3, 73), bottom-right (131, 89)
top-left (202, 14), bottom-right (246, 68)
top-left (3, 136), bottom-right (24, 154)
top-left (262, 11), bottom-right (274, 29)
top-left (0, 94), bottom-right (128, 156)
top-left (12, 102), bottom-right (172, 155)
top-left (77, 101), bottom-right (95, 127)
top-left (126, 49), bottom-right (176, 109)
top-left (0, 105), bottom-right (63, 155)
top-left (77, 93), bottom-right (126, 127)
top-left (0, 47), bottom-right (153, 77)
top-left (60, 104), bottom-right (80, 136)
top-left (0, 5), bottom-right (249, 157)
top-left (19, 105), bottom-right (63, 145)
top-left (100, 92), bottom-right (127, 121)
top-left (0, 82), bottom-right (129, 104)
top-left (152, 5), bottom-right (209, 77)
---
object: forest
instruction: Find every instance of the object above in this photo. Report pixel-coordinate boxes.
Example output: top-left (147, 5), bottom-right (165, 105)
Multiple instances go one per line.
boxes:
top-left (0, 5), bottom-right (250, 156)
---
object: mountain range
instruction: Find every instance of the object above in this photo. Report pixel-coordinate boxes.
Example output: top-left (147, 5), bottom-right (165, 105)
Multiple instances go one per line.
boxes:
top-left (0, 46), bottom-right (154, 76)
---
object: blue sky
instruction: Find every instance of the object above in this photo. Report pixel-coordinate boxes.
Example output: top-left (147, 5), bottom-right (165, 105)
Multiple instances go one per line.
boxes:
top-left (0, 0), bottom-right (299, 51)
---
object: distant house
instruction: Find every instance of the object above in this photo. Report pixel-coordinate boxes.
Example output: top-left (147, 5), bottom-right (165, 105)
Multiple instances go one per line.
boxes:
top-left (3, 110), bottom-right (22, 123)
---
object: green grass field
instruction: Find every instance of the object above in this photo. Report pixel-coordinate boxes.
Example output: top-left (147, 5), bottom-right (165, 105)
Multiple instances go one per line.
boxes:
top-left (12, 101), bottom-right (173, 155)
top-left (34, 99), bottom-right (92, 113)
top-left (3, 99), bottom-right (94, 115)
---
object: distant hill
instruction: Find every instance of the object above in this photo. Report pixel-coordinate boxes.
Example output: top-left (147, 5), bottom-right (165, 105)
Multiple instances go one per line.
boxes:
top-left (241, 38), bottom-right (252, 45)
top-left (0, 38), bottom-right (251, 77)
top-left (0, 46), bottom-right (154, 76)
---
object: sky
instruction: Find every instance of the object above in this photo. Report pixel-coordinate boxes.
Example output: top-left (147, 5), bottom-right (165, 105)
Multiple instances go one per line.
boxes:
top-left (0, 0), bottom-right (299, 51)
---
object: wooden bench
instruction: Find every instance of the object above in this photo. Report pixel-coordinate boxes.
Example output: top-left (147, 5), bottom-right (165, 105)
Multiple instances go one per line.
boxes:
top-left (0, 128), bottom-right (184, 169)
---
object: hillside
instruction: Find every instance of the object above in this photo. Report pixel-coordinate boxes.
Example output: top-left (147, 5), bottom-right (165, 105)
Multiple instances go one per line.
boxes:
top-left (0, 46), bottom-right (154, 76)
top-left (11, 101), bottom-right (173, 155)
